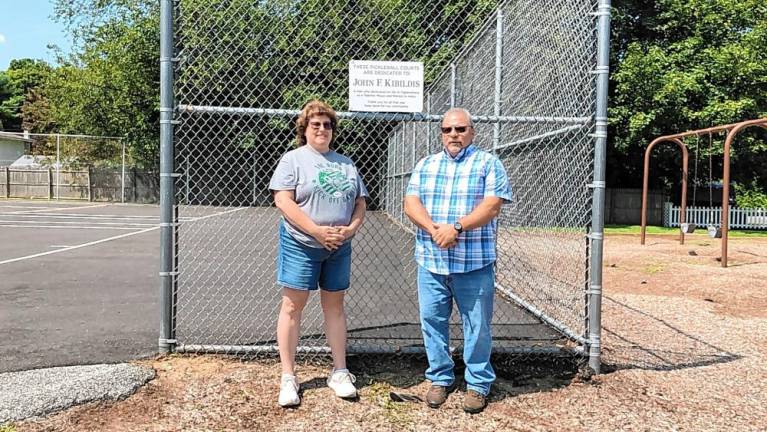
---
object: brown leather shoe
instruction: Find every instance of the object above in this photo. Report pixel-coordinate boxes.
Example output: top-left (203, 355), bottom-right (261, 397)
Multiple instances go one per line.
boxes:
top-left (425, 384), bottom-right (452, 408)
top-left (463, 390), bottom-right (487, 413)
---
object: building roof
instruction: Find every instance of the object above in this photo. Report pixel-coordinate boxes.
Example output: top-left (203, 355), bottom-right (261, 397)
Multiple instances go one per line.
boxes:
top-left (9, 155), bottom-right (63, 169)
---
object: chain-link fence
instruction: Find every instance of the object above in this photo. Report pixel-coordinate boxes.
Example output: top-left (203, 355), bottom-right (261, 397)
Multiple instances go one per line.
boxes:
top-left (0, 132), bottom-right (158, 202)
top-left (161, 0), bottom-right (610, 370)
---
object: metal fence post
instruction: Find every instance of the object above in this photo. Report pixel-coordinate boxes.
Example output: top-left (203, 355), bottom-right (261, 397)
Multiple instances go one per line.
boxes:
top-left (252, 150), bottom-right (257, 206)
top-left (450, 63), bottom-right (457, 108)
top-left (133, 167), bottom-right (138, 202)
top-left (87, 166), bottom-right (93, 201)
top-left (587, 0), bottom-right (612, 374)
top-left (56, 134), bottom-right (61, 200)
top-left (48, 168), bottom-right (53, 199)
top-left (121, 139), bottom-right (126, 203)
top-left (411, 123), bottom-right (416, 170)
top-left (5, 166), bottom-right (9, 198)
top-left (426, 94), bottom-right (432, 154)
top-left (492, 9), bottom-right (504, 154)
top-left (159, 0), bottom-right (177, 354)
top-left (402, 126), bottom-right (407, 221)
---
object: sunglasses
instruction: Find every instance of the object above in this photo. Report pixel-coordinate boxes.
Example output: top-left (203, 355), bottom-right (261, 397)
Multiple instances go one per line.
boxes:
top-left (309, 121), bottom-right (333, 130)
top-left (440, 125), bottom-right (470, 134)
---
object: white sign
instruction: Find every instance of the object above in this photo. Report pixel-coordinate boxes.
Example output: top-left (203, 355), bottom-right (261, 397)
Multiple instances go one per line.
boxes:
top-left (348, 60), bottom-right (423, 113)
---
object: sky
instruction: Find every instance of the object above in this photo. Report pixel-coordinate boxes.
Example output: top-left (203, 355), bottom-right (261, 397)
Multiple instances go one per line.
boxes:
top-left (0, 0), bottom-right (72, 70)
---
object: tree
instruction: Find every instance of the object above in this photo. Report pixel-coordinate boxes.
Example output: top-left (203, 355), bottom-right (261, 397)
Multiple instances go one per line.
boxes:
top-left (38, 0), bottom-right (160, 168)
top-left (0, 59), bottom-right (52, 131)
top-left (608, 0), bottom-right (767, 199)
top-left (0, 72), bottom-right (19, 130)
top-left (170, 0), bottom-right (499, 205)
top-left (42, 0), bottom-right (493, 174)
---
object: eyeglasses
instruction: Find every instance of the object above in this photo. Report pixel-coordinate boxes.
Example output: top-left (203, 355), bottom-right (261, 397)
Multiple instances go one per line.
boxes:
top-left (440, 125), bottom-right (470, 134)
top-left (309, 121), bottom-right (333, 130)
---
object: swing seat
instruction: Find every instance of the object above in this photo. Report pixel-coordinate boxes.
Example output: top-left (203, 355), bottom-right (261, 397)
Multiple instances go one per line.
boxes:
top-left (707, 225), bottom-right (722, 239)
top-left (680, 223), bottom-right (696, 234)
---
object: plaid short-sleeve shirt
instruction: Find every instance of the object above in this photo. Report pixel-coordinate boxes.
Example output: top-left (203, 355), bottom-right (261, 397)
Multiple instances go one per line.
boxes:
top-left (406, 144), bottom-right (512, 275)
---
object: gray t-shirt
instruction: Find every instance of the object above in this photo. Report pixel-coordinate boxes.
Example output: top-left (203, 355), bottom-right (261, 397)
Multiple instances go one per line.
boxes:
top-left (269, 145), bottom-right (369, 248)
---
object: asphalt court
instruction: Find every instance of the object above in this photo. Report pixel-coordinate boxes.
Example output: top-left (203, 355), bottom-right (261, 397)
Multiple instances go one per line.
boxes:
top-left (0, 202), bottom-right (163, 263)
top-left (0, 201), bottom-right (262, 373)
top-left (1, 200), bottom-right (565, 374)
top-left (0, 201), bottom-right (159, 372)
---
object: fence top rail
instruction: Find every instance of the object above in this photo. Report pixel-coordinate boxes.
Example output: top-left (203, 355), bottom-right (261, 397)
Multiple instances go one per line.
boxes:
top-left (177, 105), bottom-right (592, 125)
top-left (2, 167), bottom-right (91, 171)
top-left (2, 167), bottom-right (50, 172)
top-left (0, 131), bottom-right (125, 140)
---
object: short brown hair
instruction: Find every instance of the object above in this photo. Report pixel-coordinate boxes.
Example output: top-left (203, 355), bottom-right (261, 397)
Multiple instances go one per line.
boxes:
top-left (296, 100), bottom-right (338, 147)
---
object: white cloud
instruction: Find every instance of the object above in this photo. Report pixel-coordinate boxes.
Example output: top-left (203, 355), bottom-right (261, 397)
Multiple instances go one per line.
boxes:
top-left (0, 34), bottom-right (6, 44)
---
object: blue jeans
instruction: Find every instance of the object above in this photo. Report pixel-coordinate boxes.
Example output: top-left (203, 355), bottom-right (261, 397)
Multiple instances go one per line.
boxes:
top-left (277, 222), bottom-right (352, 291)
top-left (417, 263), bottom-right (495, 396)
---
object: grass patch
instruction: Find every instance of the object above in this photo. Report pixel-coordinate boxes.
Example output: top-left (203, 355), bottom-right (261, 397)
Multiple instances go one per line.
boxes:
top-left (366, 381), bottom-right (415, 429)
top-left (605, 225), bottom-right (767, 238)
top-left (643, 263), bottom-right (665, 274)
top-left (0, 424), bottom-right (17, 432)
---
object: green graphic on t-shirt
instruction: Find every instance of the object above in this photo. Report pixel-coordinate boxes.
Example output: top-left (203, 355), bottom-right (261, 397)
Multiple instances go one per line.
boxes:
top-left (313, 163), bottom-right (354, 202)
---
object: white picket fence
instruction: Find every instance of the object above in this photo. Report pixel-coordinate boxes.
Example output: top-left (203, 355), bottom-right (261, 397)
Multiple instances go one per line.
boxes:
top-left (664, 203), bottom-right (767, 229)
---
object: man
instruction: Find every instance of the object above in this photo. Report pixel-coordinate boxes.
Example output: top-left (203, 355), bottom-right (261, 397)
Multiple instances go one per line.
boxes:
top-left (404, 107), bottom-right (511, 414)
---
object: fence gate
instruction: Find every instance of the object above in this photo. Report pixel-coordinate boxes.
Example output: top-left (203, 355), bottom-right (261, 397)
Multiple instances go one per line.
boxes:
top-left (159, 0), bottom-right (611, 371)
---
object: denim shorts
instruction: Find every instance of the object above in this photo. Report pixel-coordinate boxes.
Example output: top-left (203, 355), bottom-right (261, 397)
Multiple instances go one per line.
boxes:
top-left (277, 222), bottom-right (352, 291)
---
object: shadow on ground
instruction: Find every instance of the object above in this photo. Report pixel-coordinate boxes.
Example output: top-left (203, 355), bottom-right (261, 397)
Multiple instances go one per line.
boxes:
top-left (601, 295), bottom-right (741, 372)
top-left (335, 353), bottom-right (583, 405)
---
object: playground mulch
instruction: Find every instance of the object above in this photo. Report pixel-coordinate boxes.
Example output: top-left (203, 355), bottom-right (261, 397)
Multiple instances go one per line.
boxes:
top-left (11, 234), bottom-right (767, 432)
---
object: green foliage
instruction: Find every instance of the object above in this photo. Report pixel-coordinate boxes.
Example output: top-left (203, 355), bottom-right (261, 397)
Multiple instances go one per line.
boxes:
top-left (734, 181), bottom-right (767, 208)
top-left (26, 0), bottom-right (493, 170)
top-left (39, 0), bottom-right (160, 168)
top-left (166, 0), bottom-right (498, 206)
top-left (9, 0), bottom-right (764, 181)
top-left (0, 59), bottom-right (52, 131)
top-left (0, 72), bottom-right (19, 130)
top-left (609, 0), bottom-right (767, 194)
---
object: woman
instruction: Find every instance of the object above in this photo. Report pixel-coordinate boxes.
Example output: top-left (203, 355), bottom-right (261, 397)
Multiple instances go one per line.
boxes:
top-left (269, 100), bottom-right (368, 407)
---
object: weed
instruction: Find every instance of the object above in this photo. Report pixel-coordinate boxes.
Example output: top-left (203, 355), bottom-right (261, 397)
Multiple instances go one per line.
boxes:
top-left (366, 381), bottom-right (415, 428)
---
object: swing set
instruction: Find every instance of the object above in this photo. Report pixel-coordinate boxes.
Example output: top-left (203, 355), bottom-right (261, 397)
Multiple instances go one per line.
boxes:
top-left (682, 131), bottom-right (723, 238)
top-left (640, 118), bottom-right (767, 267)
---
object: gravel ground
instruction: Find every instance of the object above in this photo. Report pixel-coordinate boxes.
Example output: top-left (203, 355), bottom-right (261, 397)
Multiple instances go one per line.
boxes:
top-left (0, 364), bottom-right (154, 423)
top-left (4, 234), bottom-right (767, 431)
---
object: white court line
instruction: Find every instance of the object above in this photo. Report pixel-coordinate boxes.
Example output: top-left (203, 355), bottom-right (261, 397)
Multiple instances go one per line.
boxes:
top-left (7, 213), bottom-right (165, 221)
top-left (5, 203), bottom-right (109, 215)
top-left (0, 219), bottom-right (155, 227)
top-left (0, 226), bottom-right (158, 266)
top-left (187, 206), bottom-right (248, 222)
top-left (0, 207), bottom-right (248, 265)
top-left (7, 213), bottom-right (158, 219)
top-left (0, 224), bottom-right (143, 230)
top-left (5, 213), bottom-right (193, 223)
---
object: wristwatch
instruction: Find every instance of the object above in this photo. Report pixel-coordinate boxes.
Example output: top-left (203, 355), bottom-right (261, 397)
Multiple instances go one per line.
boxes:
top-left (453, 221), bottom-right (463, 234)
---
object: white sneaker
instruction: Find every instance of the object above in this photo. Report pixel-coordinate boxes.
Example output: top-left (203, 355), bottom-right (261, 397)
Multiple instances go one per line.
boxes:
top-left (327, 369), bottom-right (357, 398)
top-left (278, 374), bottom-right (300, 407)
